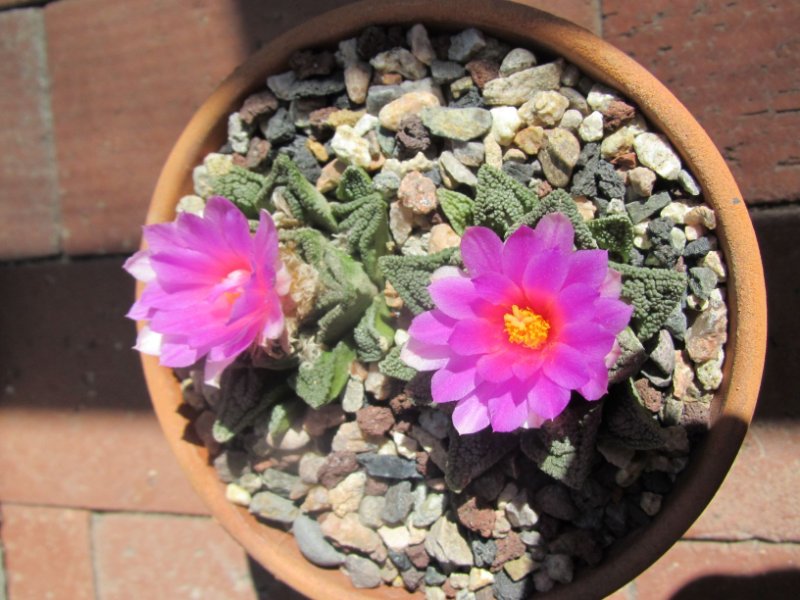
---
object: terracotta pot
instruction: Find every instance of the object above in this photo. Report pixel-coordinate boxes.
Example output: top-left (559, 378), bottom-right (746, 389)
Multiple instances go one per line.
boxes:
top-left (136, 1), bottom-right (767, 597)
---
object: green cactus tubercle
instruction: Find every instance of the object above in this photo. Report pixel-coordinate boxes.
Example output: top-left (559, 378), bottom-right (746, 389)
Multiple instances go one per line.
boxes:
top-left (611, 261), bottom-right (687, 341)
top-left (280, 228), bottom-right (377, 346)
top-left (515, 188), bottom-right (597, 250)
top-left (291, 339), bottom-right (356, 409)
top-left (378, 248), bottom-right (459, 315)
top-left (264, 154), bottom-right (338, 232)
top-left (472, 164), bottom-right (539, 237)
top-left (212, 166), bottom-right (270, 218)
top-left (378, 345), bottom-right (416, 382)
top-left (438, 188), bottom-right (474, 236)
top-left (587, 213), bottom-right (634, 262)
top-left (332, 166), bottom-right (390, 285)
top-left (353, 296), bottom-right (396, 363)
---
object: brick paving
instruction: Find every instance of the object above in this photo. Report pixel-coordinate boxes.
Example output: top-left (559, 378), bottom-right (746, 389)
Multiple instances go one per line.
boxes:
top-left (0, 0), bottom-right (797, 598)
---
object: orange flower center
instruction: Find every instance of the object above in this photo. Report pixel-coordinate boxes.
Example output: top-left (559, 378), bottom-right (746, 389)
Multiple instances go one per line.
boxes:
top-left (503, 305), bottom-right (550, 349)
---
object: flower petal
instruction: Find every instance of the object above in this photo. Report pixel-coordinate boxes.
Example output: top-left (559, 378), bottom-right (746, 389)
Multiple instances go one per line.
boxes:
top-left (460, 226), bottom-right (503, 276)
top-left (594, 297), bottom-right (635, 332)
top-left (488, 386), bottom-right (529, 432)
top-left (123, 251), bottom-right (156, 283)
top-left (510, 350), bottom-right (545, 380)
top-left (451, 393), bottom-right (491, 435)
top-left (528, 376), bottom-right (572, 421)
top-left (428, 276), bottom-right (481, 319)
top-left (600, 268), bottom-right (623, 297)
top-left (471, 272), bottom-right (524, 307)
top-left (476, 350), bottom-right (516, 383)
top-left (521, 248), bottom-right (570, 296)
top-left (578, 359), bottom-right (610, 401)
top-left (502, 225), bottom-right (542, 282)
top-left (542, 343), bottom-right (590, 389)
top-left (559, 322), bottom-right (617, 359)
top-left (449, 318), bottom-right (505, 356)
top-left (408, 310), bottom-right (457, 346)
top-left (400, 337), bottom-right (450, 371)
top-left (555, 283), bottom-right (601, 324)
top-left (431, 358), bottom-right (478, 403)
top-left (134, 325), bottom-right (163, 356)
top-left (533, 212), bottom-right (574, 252)
top-left (563, 249), bottom-right (608, 289)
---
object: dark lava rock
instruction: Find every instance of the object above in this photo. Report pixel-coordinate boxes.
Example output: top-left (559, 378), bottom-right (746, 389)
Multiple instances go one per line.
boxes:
top-left (357, 453), bottom-right (422, 480)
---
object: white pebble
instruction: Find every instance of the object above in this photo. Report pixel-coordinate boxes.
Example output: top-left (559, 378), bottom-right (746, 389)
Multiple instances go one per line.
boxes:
top-left (225, 483), bottom-right (252, 506)
top-left (489, 106), bottom-right (523, 146)
top-left (660, 201), bottom-right (690, 224)
top-left (578, 110), bottom-right (604, 142)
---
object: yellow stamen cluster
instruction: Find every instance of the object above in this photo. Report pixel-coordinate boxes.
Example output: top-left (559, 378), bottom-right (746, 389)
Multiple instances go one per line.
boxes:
top-left (503, 305), bottom-right (550, 349)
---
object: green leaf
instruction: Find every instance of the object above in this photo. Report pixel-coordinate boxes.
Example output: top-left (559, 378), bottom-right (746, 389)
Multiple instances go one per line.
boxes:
top-left (611, 262), bottom-right (687, 341)
top-left (519, 401), bottom-right (603, 490)
top-left (438, 188), bottom-right (474, 235)
top-left (292, 340), bottom-right (356, 409)
top-left (212, 166), bottom-right (269, 218)
top-left (378, 345), bottom-right (417, 382)
top-left (336, 166), bottom-right (374, 202)
top-left (332, 176), bottom-right (390, 285)
top-left (473, 165), bottom-right (538, 236)
top-left (212, 369), bottom-right (290, 443)
top-left (267, 397), bottom-right (306, 440)
top-left (516, 189), bottom-right (597, 249)
top-left (587, 213), bottom-right (634, 263)
top-left (378, 248), bottom-right (458, 315)
top-left (264, 154), bottom-right (337, 232)
top-left (353, 296), bottom-right (396, 362)
top-left (601, 379), bottom-right (669, 450)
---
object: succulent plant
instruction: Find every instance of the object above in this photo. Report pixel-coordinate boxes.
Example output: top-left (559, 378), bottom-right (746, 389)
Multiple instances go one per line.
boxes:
top-left (332, 166), bottom-right (390, 285)
top-left (473, 164), bottom-right (538, 237)
top-left (612, 262), bottom-right (688, 341)
top-left (378, 248), bottom-right (459, 315)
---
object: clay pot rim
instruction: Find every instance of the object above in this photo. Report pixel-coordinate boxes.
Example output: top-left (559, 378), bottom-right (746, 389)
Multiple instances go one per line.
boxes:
top-left (137, 1), bottom-right (767, 598)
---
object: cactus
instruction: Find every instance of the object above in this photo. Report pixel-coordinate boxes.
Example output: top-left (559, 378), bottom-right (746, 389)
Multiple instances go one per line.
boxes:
top-left (292, 339), bottom-right (356, 409)
top-left (378, 248), bottom-right (458, 315)
top-left (438, 188), bottom-right (474, 235)
top-left (611, 261), bottom-right (688, 341)
top-left (280, 228), bottom-right (377, 345)
top-left (601, 379), bottom-right (668, 450)
top-left (516, 189), bottom-right (597, 250)
top-left (520, 401), bottom-right (603, 490)
top-left (473, 164), bottom-right (538, 237)
top-left (213, 166), bottom-right (269, 218)
top-left (266, 396), bottom-right (306, 440)
top-left (587, 213), bottom-right (635, 263)
top-left (353, 296), bottom-right (396, 362)
top-left (378, 345), bottom-right (417, 382)
top-left (332, 166), bottom-right (390, 285)
top-left (264, 154), bottom-right (337, 232)
top-left (211, 367), bottom-right (291, 443)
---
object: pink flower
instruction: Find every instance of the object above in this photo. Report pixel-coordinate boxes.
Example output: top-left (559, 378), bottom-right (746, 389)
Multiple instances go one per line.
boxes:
top-left (125, 196), bottom-right (290, 383)
top-left (401, 213), bottom-right (633, 434)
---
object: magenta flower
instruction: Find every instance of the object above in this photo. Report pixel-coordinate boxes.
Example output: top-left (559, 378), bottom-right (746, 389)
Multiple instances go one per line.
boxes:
top-left (125, 196), bottom-right (290, 384)
top-left (401, 213), bottom-right (633, 434)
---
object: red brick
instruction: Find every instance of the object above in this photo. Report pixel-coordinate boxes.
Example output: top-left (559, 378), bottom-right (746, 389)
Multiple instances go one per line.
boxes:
top-left (687, 422), bottom-right (800, 542)
top-left (0, 258), bottom-right (206, 515)
top-left (1, 504), bottom-right (95, 600)
top-left (45, 0), bottom-right (249, 255)
top-left (92, 513), bottom-right (258, 600)
top-left (603, 0), bottom-right (800, 204)
top-left (43, 0), bottom-right (599, 256)
top-left (616, 540), bottom-right (800, 599)
top-left (0, 9), bottom-right (60, 259)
